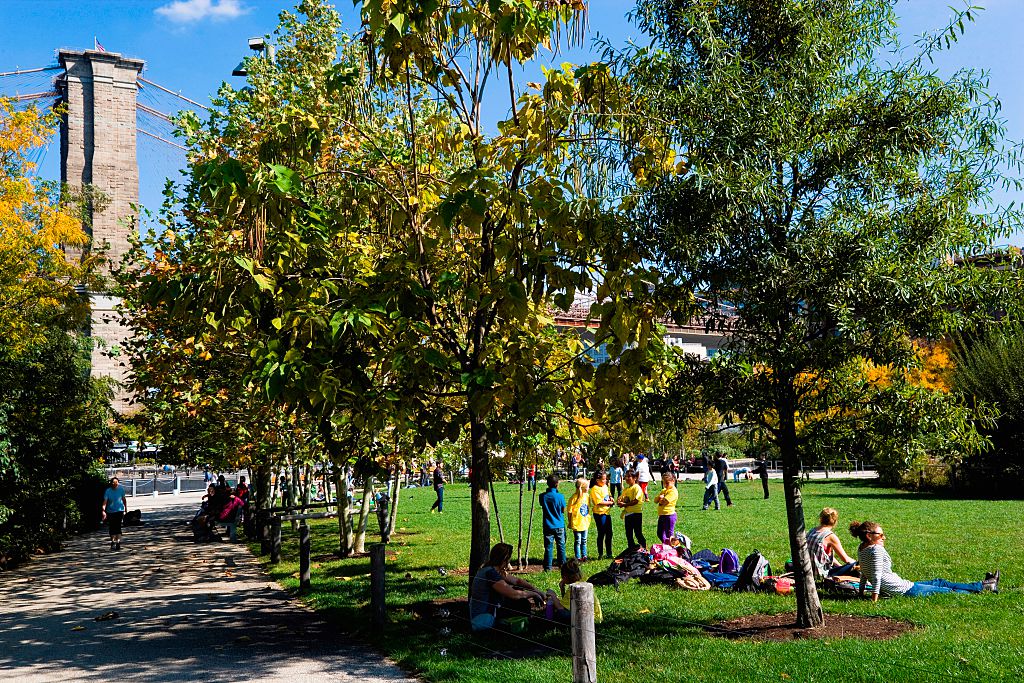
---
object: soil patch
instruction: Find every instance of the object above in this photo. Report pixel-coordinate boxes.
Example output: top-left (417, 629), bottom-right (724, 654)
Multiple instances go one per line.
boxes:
top-left (707, 613), bottom-right (915, 642)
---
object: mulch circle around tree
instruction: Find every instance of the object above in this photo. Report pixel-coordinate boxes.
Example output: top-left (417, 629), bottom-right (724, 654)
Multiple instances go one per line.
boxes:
top-left (706, 613), bottom-right (915, 642)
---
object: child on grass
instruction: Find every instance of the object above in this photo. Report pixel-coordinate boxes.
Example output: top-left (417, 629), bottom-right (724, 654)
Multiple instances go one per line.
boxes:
top-left (654, 471), bottom-right (679, 543)
top-left (546, 558), bottom-right (603, 625)
top-left (566, 477), bottom-right (592, 561)
top-left (617, 470), bottom-right (646, 550)
top-left (589, 471), bottom-right (614, 560)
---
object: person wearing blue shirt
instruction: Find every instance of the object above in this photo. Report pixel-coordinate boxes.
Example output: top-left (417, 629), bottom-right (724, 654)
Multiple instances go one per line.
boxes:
top-left (101, 477), bottom-right (128, 551)
top-left (539, 475), bottom-right (566, 571)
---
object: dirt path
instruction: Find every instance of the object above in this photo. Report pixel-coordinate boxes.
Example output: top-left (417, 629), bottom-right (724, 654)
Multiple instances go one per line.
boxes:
top-left (0, 494), bottom-right (416, 682)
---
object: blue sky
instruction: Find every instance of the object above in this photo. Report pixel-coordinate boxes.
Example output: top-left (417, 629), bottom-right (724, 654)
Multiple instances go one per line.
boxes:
top-left (2, 0), bottom-right (1023, 241)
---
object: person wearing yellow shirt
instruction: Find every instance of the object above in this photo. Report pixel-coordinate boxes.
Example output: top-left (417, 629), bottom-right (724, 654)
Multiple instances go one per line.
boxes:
top-left (546, 559), bottom-right (603, 625)
top-left (589, 471), bottom-right (614, 559)
top-left (616, 470), bottom-right (647, 550)
top-left (566, 478), bottom-right (592, 560)
top-left (654, 471), bottom-right (679, 543)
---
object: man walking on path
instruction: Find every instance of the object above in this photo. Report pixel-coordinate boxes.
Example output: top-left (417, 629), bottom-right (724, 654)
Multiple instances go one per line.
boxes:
top-left (713, 452), bottom-right (733, 507)
top-left (540, 475), bottom-right (566, 571)
top-left (101, 477), bottom-right (128, 550)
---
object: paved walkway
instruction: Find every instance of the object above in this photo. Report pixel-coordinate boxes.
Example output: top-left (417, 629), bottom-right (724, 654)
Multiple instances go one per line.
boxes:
top-left (0, 494), bottom-right (416, 683)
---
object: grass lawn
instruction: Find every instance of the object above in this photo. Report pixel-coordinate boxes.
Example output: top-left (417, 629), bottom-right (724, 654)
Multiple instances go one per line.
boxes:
top-left (252, 477), bottom-right (1024, 682)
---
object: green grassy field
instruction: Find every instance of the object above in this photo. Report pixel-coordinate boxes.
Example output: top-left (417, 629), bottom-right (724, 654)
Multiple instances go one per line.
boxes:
top-left (253, 478), bottom-right (1024, 682)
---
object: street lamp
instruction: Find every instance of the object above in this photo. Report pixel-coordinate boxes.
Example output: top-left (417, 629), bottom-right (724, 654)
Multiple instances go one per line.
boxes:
top-left (232, 36), bottom-right (275, 77)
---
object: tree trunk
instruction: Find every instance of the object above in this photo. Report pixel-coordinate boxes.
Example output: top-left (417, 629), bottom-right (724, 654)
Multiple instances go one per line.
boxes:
top-left (467, 410), bottom-right (492, 592)
top-left (516, 453), bottom-right (525, 568)
top-left (384, 468), bottom-right (401, 543)
top-left (253, 463), bottom-right (271, 514)
top-left (353, 475), bottom-right (374, 554)
top-left (335, 466), bottom-right (353, 556)
top-left (523, 473), bottom-right (538, 568)
top-left (489, 479), bottom-right (505, 543)
top-left (323, 463), bottom-right (333, 508)
top-left (779, 392), bottom-right (824, 628)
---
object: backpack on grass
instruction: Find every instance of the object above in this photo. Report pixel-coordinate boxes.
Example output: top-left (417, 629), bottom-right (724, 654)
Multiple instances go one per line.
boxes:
top-left (734, 550), bottom-right (771, 592)
top-left (720, 548), bottom-right (740, 575)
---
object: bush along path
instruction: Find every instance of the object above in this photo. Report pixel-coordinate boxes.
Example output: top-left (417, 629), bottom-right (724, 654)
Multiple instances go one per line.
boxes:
top-left (0, 493), bottom-right (416, 683)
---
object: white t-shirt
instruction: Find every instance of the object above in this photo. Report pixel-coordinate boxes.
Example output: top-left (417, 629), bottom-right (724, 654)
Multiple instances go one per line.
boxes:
top-left (636, 459), bottom-right (652, 483)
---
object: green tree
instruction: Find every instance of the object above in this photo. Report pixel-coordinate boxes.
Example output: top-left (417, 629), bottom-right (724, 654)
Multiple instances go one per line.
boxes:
top-left (952, 321), bottom-right (1024, 492)
top-left (621, 0), bottom-right (1018, 627)
top-left (354, 0), bottom-right (668, 579)
top-left (0, 100), bottom-right (112, 566)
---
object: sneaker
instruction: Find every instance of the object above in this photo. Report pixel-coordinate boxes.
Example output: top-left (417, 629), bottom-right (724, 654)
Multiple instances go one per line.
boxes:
top-left (983, 570), bottom-right (1000, 593)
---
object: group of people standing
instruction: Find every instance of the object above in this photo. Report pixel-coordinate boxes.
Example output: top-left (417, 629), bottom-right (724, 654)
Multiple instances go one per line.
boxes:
top-left (532, 451), bottom-right (777, 571)
top-left (537, 465), bottom-right (683, 571)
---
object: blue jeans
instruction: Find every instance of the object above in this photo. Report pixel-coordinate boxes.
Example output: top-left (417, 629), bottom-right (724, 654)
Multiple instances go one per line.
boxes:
top-left (905, 578), bottom-right (984, 597)
top-left (702, 486), bottom-right (719, 510)
top-left (828, 561), bottom-right (858, 577)
top-left (527, 475), bottom-right (536, 491)
top-left (573, 529), bottom-right (588, 559)
top-left (544, 527), bottom-right (566, 570)
top-left (430, 485), bottom-right (443, 512)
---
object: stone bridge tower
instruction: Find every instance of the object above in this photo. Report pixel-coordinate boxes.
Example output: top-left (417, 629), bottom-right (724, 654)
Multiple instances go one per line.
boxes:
top-left (57, 49), bottom-right (144, 414)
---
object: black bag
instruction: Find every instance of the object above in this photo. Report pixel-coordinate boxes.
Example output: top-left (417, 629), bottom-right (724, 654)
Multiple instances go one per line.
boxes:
top-left (588, 569), bottom-right (631, 587)
top-left (638, 567), bottom-right (680, 586)
top-left (123, 509), bottom-right (143, 526)
top-left (734, 550), bottom-right (771, 592)
top-left (691, 548), bottom-right (721, 569)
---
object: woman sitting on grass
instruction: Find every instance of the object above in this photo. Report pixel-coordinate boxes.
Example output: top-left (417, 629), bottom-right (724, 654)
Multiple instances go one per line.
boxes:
top-left (806, 507), bottom-right (858, 580)
top-left (851, 520), bottom-right (999, 600)
top-left (469, 542), bottom-right (545, 631)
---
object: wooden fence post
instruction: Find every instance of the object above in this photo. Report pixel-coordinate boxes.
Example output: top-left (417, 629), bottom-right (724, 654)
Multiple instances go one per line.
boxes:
top-left (571, 582), bottom-right (597, 683)
top-left (299, 521), bottom-right (311, 593)
top-left (270, 516), bottom-right (282, 564)
top-left (370, 543), bottom-right (387, 627)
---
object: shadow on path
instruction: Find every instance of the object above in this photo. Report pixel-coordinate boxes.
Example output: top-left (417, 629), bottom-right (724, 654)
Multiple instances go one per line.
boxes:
top-left (0, 498), bottom-right (415, 683)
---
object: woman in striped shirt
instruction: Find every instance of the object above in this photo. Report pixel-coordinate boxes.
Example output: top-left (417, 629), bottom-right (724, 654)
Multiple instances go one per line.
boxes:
top-left (850, 521), bottom-right (999, 600)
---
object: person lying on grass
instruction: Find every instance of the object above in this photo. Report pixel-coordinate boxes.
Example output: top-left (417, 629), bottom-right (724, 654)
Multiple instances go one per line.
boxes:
top-left (545, 559), bottom-right (603, 625)
top-left (851, 520), bottom-right (999, 600)
top-left (469, 542), bottom-right (545, 632)
top-left (806, 507), bottom-right (858, 580)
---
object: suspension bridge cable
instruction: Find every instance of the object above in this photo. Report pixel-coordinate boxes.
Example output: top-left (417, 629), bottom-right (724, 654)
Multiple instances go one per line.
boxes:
top-left (137, 102), bottom-right (175, 124)
top-left (138, 77), bottom-right (208, 111)
top-left (0, 65), bottom-right (60, 78)
top-left (9, 91), bottom-right (58, 102)
top-left (137, 128), bottom-right (187, 151)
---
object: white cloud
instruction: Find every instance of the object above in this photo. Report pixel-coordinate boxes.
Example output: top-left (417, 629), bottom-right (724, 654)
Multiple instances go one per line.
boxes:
top-left (155, 0), bottom-right (249, 24)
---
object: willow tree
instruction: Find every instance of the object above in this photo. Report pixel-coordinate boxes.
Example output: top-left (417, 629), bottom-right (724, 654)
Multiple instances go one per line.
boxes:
top-left (621, 0), bottom-right (1021, 627)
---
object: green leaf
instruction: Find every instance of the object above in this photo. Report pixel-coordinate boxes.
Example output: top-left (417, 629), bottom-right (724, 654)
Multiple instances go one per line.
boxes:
top-left (268, 164), bottom-right (299, 195)
top-left (253, 274), bottom-right (276, 292)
